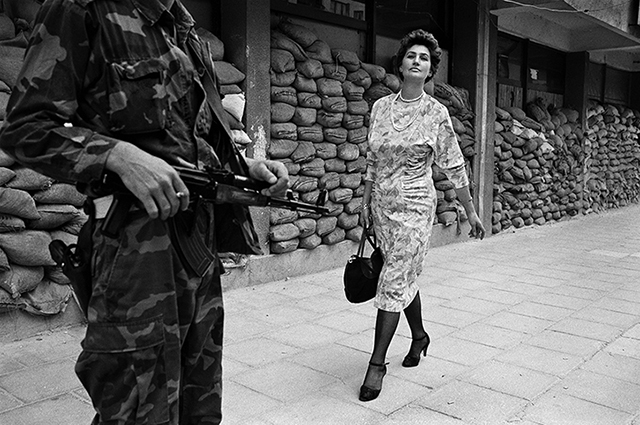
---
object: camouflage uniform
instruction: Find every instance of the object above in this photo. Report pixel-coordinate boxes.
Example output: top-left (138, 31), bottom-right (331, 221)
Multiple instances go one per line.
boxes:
top-left (0, 0), bottom-right (259, 423)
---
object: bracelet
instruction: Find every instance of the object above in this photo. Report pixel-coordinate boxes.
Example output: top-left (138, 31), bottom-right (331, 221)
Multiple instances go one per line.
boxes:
top-left (362, 203), bottom-right (370, 209)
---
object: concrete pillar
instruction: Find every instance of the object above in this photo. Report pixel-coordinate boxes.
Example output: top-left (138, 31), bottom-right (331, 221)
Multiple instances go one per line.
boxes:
top-left (220, 0), bottom-right (272, 253)
top-left (565, 52), bottom-right (589, 123)
top-left (451, 0), bottom-right (497, 235)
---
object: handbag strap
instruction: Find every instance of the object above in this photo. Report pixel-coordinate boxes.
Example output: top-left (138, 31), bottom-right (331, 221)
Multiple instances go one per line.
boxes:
top-left (357, 225), bottom-right (378, 256)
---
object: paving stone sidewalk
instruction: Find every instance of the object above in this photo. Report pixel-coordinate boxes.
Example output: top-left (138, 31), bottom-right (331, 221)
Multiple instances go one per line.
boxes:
top-left (1, 204), bottom-right (640, 425)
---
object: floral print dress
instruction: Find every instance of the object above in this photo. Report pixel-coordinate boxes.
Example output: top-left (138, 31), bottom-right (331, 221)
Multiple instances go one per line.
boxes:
top-left (365, 92), bottom-right (469, 312)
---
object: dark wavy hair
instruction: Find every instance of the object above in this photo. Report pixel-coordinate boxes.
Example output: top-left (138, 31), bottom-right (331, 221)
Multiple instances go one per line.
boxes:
top-left (394, 29), bottom-right (442, 82)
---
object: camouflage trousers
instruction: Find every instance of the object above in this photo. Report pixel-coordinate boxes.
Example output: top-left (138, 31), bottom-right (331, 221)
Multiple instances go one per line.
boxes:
top-left (75, 205), bottom-right (223, 425)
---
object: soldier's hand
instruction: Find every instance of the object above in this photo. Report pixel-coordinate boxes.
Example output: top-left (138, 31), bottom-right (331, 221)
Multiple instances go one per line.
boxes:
top-left (246, 159), bottom-right (289, 197)
top-left (106, 143), bottom-right (189, 220)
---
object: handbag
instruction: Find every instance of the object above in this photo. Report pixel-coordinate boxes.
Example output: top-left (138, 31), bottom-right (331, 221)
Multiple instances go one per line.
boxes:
top-left (343, 227), bottom-right (383, 303)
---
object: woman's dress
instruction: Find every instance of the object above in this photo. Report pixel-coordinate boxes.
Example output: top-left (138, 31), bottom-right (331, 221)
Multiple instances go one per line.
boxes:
top-left (365, 93), bottom-right (469, 312)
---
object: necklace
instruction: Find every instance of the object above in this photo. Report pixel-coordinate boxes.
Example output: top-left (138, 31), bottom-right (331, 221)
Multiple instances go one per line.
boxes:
top-left (399, 91), bottom-right (425, 103)
top-left (391, 92), bottom-right (425, 132)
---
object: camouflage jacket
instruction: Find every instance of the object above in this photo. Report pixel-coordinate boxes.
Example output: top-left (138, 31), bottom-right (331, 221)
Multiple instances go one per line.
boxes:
top-left (0, 0), bottom-right (261, 254)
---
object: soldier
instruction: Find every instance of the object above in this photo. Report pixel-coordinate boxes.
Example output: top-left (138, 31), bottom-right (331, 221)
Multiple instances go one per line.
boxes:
top-left (0, 0), bottom-right (288, 424)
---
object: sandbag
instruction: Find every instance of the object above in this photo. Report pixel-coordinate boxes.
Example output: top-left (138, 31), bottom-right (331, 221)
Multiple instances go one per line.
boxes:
top-left (31, 183), bottom-right (86, 207)
top-left (270, 70), bottom-right (296, 87)
top-left (21, 279), bottom-right (73, 316)
top-left (0, 44), bottom-right (25, 87)
top-left (360, 62), bottom-right (386, 82)
top-left (294, 218), bottom-right (317, 238)
top-left (297, 92), bottom-right (322, 109)
top-left (322, 97), bottom-right (347, 113)
top-left (292, 107), bottom-right (317, 127)
top-left (278, 19), bottom-right (318, 48)
top-left (214, 61), bottom-right (245, 85)
top-left (0, 230), bottom-right (55, 266)
top-left (0, 167), bottom-right (16, 185)
top-left (0, 264), bottom-right (44, 298)
top-left (27, 204), bottom-right (81, 230)
top-left (293, 74), bottom-right (317, 93)
top-left (196, 27), bottom-right (224, 61)
top-left (322, 64), bottom-right (347, 82)
top-left (6, 167), bottom-right (53, 191)
top-left (296, 58), bottom-right (324, 79)
top-left (271, 30), bottom-right (308, 61)
top-left (342, 81), bottom-right (365, 101)
top-left (269, 223), bottom-right (301, 242)
top-left (271, 102), bottom-right (296, 123)
top-left (0, 187), bottom-right (41, 219)
top-left (271, 48), bottom-right (295, 73)
top-left (0, 149), bottom-right (15, 167)
top-left (331, 49), bottom-right (360, 72)
top-left (297, 124), bottom-right (324, 143)
top-left (271, 86), bottom-right (298, 106)
top-left (317, 78), bottom-right (343, 97)
top-left (305, 39), bottom-right (333, 64)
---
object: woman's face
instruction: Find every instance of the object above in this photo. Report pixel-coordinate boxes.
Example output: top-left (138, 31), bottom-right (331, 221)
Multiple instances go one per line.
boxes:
top-left (399, 44), bottom-right (432, 82)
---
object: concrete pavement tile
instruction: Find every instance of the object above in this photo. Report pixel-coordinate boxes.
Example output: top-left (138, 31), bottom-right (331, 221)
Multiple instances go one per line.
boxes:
top-left (522, 391), bottom-right (633, 425)
top-left (427, 336), bottom-right (503, 366)
top-left (582, 351), bottom-right (640, 384)
top-left (490, 280), bottom-right (549, 296)
top-left (611, 289), bottom-right (640, 303)
top-left (386, 404), bottom-right (468, 425)
top-left (0, 330), bottom-right (81, 367)
top-left (450, 323), bottom-right (530, 350)
top-left (224, 315), bottom-right (273, 344)
top-left (0, 388), bottom-right (21, 413)
top-left (423, 305), bottom-right (484, 329)
top-left (434, 259), bottom-right (483, 275)
top-left (291, 293), bottom-right (354, 314)
top-left (468, 287), bottom-right (528, 306)
top-left (314, 309), bottom-right (374, 334)
top-left (508, 301), bottom-right (574, 322)
top-left (558, 369), bottom-right (640, 414)
top-left (438, 276), bottom-right (491, 291)
top-left (420, 283), bottom-right (471, 301)
top-left (513, 274), bottom-right (565, 288)
top-left (231, 288), bottom-right (297, 309)
top-left (263, 393), bottom-right (386, 425)
top-left (526, 330), bottom-right (604, 357)
top-left (571, 306), bottom-right (638, 327)
top-left (529, 292), bottom-right (593, 310)
top-left (419, 320), bottom-right (458, 340)
top-left (416, 380), bottom-right (528, 425)
top-left (550, 317), bottom-right (623, 342)
top-left (0, 359), bottom-right (82, 403)
top-left (0, 393), bottom-right (93, 425)
top-left (442, 296), bottom-right (507, 317)
top-left (321, 370), bottom-right (432, 416)
top-left (288, 342), bottom-right (368, 380)
top-left (0, 354), bottom-right (25, 376)
top-left (222, 356), bottom-right (253, 379)
top-left (605, 337), bottom-right (640, 360)
top-left (596, 263), bottom-right (640, 278)
top-left (72, 387), bottom-right (90, 403)
top-left (476, 264), bottom-right (531, 278)
top-left (592, 297), bottom-right (640, 316)
top-left (419, 264), bottom-right (464, 282)
top-left (261, 279), bottom-right (332, 299)
top-left (230, 361), bottom-right (339, 403)
top-left (223, 337), bottom-right (302, 367)
top-left (587, 249), bottom-right (631, 259)
top-left (221, 381), bottom-right (282, 424)
top-left (243, 304), bottom-right (321, 327)
top-left (546, 284), bottom-right (608, 301)
top-left (529, 267), bottom-right (581, 282)
top-left (266, 322), bottom-right (351, 349)
top-left (388, 355), bottom-right (469, 390)
top-left (587, 271), bottom-right (635, 285)
top-left (496, 343), bottom-right (584, 376)
top-left (623, 323), bottom-right (640, 339)
top-left (567, 278), bottom-right (622, 292)
top-left (336, 329), bottom-right (408, 360)
top-left (460, 360), bottom-right (558, 400)
top-left (484, 311), bottom-right (554, 334)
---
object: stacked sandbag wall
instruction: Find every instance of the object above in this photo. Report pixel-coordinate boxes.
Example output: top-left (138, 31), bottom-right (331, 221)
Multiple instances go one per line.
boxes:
top-left (492, 102), bottom-right (585, 233)
top-left (583, 101), bottom-right (640, 211)
top-left (0, 6), bottom-right (85, 315)
top-left (268, 20), bottom-right (476, 253)
top-left (492, 98), bottom-right (640, 235)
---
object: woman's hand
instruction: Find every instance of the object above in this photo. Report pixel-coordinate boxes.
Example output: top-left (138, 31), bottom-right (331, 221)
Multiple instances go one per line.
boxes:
top-left (246, 159), bottom-right (289, 197)
top-left (359, 204), bottom-right (372, 228)
top-left (467, 211), bottom-right (486, 240)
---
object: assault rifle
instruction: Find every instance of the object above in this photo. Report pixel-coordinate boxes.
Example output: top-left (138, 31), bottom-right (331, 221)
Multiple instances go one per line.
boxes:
top-left (88, 165), bottom-right (329, 238)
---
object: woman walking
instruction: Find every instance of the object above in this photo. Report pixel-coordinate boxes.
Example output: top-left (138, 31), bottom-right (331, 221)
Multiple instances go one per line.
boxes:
top-left (359, 29), bottom-right (485, 402)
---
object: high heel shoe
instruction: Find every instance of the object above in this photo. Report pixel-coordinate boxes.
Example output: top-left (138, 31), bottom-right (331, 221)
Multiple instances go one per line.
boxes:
top-left (358, 362), bottom-right (387, 402)
top-left (402, 333), bottom-right (430, 368)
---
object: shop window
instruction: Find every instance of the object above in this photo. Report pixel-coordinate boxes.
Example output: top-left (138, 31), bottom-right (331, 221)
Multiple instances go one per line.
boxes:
top-left (275, 0), bottom-right (366, 22)
top-left (527, 43), bottom-right (565, 94)
top-left (497, 33), bottom-right (523, 86)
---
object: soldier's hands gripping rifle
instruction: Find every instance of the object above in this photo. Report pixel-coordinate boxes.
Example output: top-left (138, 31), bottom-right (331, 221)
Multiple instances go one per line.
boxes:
top-left (92, 165), bottom-right (330, 238)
